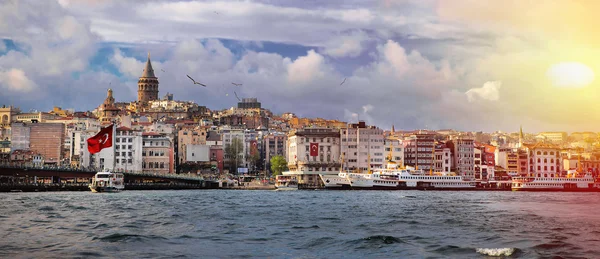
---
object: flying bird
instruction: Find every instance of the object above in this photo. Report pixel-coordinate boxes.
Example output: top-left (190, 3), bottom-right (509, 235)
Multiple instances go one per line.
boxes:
top-left (214, 11), bottom-right (219, 15)
top-left (186, 75), bottom-right (206, 87)
top-left (340, 78), bottom-right (347, 85)
top-left (231, 82), bottom-right (242, 86)
top-left (234, 91), bottom-right (241, 101)
top-left (161, 69), bottom-right (166, 72)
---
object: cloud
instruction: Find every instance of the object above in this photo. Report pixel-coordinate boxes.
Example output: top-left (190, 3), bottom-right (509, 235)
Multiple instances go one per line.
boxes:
top-left (5, 0), bottom-right (600, 133)
top-left (287, 50), bottom-right (327, 85)
top-left (465, 81), bottom-right (502, 102)
top-left (321, 30), bottom-right (369, 58)
top-left (0, 69), bottom-right (37, 92)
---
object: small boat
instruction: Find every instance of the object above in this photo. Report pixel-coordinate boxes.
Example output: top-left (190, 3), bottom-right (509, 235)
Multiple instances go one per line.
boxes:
top-left (89, 170), bottom-right (125, 193)
top-left (275, 175), bottom-right (298, 190)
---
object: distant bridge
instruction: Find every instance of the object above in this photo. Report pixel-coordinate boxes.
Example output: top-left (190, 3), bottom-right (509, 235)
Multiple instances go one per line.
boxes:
top-left (0, 164), bottom-right (220, 190)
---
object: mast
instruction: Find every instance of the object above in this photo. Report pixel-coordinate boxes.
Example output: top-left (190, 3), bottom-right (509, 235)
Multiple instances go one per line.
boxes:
top-left (112, 121), bottom-right (116, 171)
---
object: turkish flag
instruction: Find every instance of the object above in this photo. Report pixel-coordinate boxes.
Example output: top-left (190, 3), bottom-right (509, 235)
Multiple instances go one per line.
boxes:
top-left (87, 124), bottom-right (114, 154)
top-left (250, 140), bottom-right (258, 155)
top-left (310, 142), bottom-right (318, 156)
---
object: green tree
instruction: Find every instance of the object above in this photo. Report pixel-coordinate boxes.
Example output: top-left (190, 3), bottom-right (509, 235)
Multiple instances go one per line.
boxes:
top-left (247, 151), bottom-right (261, 173)
top-left (225, 137), bottom-right (243, 174)
top-left (270, 155), bottom-right (288, 176)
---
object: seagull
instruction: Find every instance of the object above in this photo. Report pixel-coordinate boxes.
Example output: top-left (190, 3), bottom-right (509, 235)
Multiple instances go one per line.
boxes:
top-left (214, 11), bottom-right (219, 15)
top-left (161, 69), bottom-right (166, 72)
top-left (186, 75), bottom-right (206, 87)
top-left (234, 91), bottom-right (241, 101)
top-left (340, 78), bottom-right (347, 86)
top-left (231, 82), bottom-right (242, 86)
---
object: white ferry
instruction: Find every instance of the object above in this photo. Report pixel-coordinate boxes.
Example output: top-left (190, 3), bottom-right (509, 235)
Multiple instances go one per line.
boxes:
top-left (348, 168), bottom-right (477, 190)
top-left (275, 175), bottom-right (299, 190)
top-left (319, 171), bottom-right (351, 189)
top-left (89, 171), bottom-right (125, 193)
top-left (512, 170), bottom-right (600, 192)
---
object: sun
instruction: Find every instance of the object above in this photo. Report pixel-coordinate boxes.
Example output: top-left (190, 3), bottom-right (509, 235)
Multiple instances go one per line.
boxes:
top-left (546, 62), bottom-right (595, 88)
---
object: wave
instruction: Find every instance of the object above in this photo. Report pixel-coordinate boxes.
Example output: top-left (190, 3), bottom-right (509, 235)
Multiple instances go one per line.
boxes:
top-left (292, 225), bottom-right (320, 229)
top-left (93, 233), bottom-right (166, 243)
top-left (476, 248), bottom-right (518, 257)
top-left (362, 235), bottom-right (405, 245)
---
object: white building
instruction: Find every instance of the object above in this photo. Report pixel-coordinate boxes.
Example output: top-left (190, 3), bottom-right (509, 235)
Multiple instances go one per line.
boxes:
top-left (81, 126), bottom-right (143, 172)
top-left (185, 144), bottom-right (210, 162)
top-left (287, 127), bottom-right (341, 173)
top-left (114, 127), bottom-right (143, 172)
top-left (383, 138), bottom-right (404, 167)
top-left (340, 122), bottom-right (384, 171)
top-left (434, 144), bottom-right (452, 173)
top-left (523, 143), bottom-right (561, 176)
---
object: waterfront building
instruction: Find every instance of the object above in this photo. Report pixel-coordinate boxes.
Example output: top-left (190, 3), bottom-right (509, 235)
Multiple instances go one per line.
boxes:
top-left (434, 142), bottom-right (452, 173)
top-left (142, 132), bottom-right (173, 174)
top-left (403, 132), bottom-right (436, 172)
top-left (114, 127), bottom-right (143, 173)
top-left (177, 126), bottom-right (208, 164)
top-left (287, 128), bottom-right (340, 169)
top-left (286, 127), bottom-right (341, 186)
top-left (10, 123), bottom-right (64, 165)
top-left (264, 132), bottom-right (287, 174)
top-left (341, 121), bottom-right (385, 171)
top-left (384, 137), bottom-right (404, 167)
top-left (522, 143), bottom-right (561, 176)
top-left (447, 136), bottom-right (475, 180)
top-left (474, 143), bottom-right (496, 180)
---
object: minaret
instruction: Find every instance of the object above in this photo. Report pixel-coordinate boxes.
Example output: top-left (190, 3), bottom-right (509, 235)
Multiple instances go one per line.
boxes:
top-left (518, 125), bottom-right (524, 148)
top-left (137, 52), bottom-right (159, 103)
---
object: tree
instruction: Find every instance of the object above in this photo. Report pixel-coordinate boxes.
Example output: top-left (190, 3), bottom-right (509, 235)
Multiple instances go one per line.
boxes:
top-left (248, 151), bottom-right (261, 174)
top-left (225, 137), bottom-right (243, 174)
top-left (270, 155), bottom-right (288, 176)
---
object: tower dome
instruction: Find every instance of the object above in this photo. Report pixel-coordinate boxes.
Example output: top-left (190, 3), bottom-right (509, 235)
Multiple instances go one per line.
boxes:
top-left (137, 52), bottom-right (159, 103)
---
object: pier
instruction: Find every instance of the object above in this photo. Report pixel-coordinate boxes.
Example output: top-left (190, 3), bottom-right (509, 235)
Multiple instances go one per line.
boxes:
top-left (0, 165), bottom-right (220, 192)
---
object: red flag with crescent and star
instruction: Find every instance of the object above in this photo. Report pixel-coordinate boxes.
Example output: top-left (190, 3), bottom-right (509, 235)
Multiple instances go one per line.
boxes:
top-left (87, 124), bottom-right (114, 154)
top-left (250, 140), bottom-right (258, 156)
top-left (310, 142), bottom-right (319, 156)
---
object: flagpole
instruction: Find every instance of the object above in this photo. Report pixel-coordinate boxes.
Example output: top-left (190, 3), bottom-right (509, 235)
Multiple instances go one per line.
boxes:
top-left (112, 122), bottom-right (116, 172)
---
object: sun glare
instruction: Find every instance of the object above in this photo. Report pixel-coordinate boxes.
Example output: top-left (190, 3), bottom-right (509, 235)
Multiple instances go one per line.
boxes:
top-left (546, 62), bottom-right (595, 88)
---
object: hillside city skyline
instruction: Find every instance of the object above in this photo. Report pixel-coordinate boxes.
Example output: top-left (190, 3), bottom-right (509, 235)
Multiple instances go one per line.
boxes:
top-left (2, 1), bottom-right (600, 133)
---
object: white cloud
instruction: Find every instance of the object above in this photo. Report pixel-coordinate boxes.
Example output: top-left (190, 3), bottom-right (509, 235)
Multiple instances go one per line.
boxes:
top-left (4, 0), bottom-right (599, 133)
top-left (465, 81), bottom-right (502, 102)
top-left (287, 50), bottom-right (327, 85)
top-left (0, 69), bottom-right (37, 92)
top-left (321, 30), bottom-right (369, 58)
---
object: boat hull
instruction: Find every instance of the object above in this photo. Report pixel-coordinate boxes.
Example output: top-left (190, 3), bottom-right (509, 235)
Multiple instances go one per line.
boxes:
top-left (512, 187), bottom-right (600, 192)
top-left (89, 186), bottom-right (122, 193)
top-left (275, 185), bottom-right (298, 191)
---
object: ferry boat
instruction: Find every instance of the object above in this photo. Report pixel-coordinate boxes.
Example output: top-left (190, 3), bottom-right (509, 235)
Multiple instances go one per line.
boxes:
top-left (347, 165), bottom-right (477, 190)
top-left (319, 171), bottom-right (351, 189)
top-left (89, 170), bottom-right (125, 193)
top-left (512, 170), bottom-right (600, 192)
top-left (275, 175), bottom-right (298, 190)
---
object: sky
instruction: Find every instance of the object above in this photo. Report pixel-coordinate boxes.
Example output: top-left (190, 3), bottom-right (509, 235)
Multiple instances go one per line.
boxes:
top-left (1, 0), bottom-right (600, 133)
